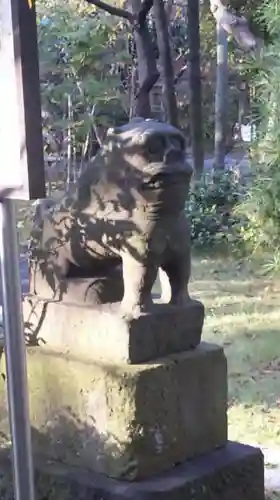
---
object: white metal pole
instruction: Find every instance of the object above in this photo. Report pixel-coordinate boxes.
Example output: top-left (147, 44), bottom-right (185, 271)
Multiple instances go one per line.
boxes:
top-left (0, 198), bottom-right (35, 500)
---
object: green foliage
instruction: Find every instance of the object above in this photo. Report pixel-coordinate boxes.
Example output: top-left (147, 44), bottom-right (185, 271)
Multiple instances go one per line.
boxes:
top-left (235, 0), bottom-right (280, 270)
top-left (37, 0), bottom-right (129, 157)
top-left (199, 0), bottom-right (264, 146)
top-left (185, 171), bottom-right (245, 250)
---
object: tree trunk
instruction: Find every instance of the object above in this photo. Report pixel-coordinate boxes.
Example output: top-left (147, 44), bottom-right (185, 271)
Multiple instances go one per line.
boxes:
top-left (130, 0), bottom-right (160, 118)
top-left (129, 66), bottom-right (138, 119)
top-left (214, 23), bottom-right (228, 171)
top-left (209, 0), bottom-right (257, 52)
top-left (84, 0), bottom-right (258, 127)
top-left (153, 0), bottom-right (178, 126)
top-left (66, 94), bottom-right (73, 188)
top-left (187, 0), bottom-right (204, 179)
top-left (85, 0), bottom-right (159, 118)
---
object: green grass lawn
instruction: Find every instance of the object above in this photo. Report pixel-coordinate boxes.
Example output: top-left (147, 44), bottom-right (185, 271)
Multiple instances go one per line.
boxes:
top-left (185, 255), bottom-right (280, 446)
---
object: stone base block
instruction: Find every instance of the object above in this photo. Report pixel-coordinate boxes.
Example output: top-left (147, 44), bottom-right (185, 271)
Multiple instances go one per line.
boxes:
top-left (23, 297), bottom-right (204, 364)
top-left (0, 342), bottom-right (227, 480)
top-left (0, 442), bottom-right (265, 499)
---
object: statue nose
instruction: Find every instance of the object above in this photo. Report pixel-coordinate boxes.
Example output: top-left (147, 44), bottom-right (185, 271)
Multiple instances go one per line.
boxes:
top-left (165, 148), bottom-right (183, 163)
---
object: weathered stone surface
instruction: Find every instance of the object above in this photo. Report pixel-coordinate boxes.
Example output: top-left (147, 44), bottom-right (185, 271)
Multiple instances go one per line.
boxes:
top-left (0, 342), bottom-right (226, 480)
top-left (29, 118), bottom-right (194, 317)
top-left (0, 442), bottom-right (265, 499)
top-left (34, 272), bottom-right (124, 306)
top-left (23, 297), bottom-right (204, 363)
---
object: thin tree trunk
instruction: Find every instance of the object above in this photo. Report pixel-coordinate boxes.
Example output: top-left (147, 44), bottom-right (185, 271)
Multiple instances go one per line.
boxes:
top-left (129, 66), bottom-right (138, 119)
top-left (130, 0), bottom-right (160, 117)
top-left (66, 94), bottom-right (72, 187)
top-left (238, 82), bottom-right (245, 134)
top-left (80, 104), bottom-right (95, 176)
top-left (214, 24), bottom-right (228, 171)
top-left (209, 0), bottom-right (258, 52)
top-left (187, 0), bottom-right (204, 179)
top-left (153, 0), bottom-right (178, 126)
top-left (86, 0), bottom-right (159, 118)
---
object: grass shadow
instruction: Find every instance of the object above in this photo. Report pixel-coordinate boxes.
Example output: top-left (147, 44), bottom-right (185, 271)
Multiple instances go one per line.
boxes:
top-left (180, 256), bottom-right (280, 446)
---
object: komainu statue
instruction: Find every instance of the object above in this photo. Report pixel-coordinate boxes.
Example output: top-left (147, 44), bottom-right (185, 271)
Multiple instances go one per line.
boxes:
top-left (29, 118), bottom-right (193, 317)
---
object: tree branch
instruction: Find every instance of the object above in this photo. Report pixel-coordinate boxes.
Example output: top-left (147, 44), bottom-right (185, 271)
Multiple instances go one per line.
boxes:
top-left (209, 0), bottom-right (257, 52)
top-left (130, 0), bottom-right (160, 117)
top-left (154, 0), bottom-right (178, 126)
top-left (137, 0), bottom-right (154, 27)
top-left (174, 63), bottom-right (188, 85)
top-left (85, 0), bottom-right (154, 26)
top-left (85, 0), bottom-right (134, 21)
top-left (84, 0), bottom-right (159, 117)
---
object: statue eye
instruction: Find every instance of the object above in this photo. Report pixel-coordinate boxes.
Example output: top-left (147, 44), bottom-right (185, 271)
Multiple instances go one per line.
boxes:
top-left (170, 136), bottom-right (184, 150)
top-left (145, 136), bottom-right (165, 159)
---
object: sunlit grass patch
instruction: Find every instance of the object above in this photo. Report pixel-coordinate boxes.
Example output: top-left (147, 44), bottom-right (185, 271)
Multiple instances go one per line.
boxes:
top-left (181, 256), bottom-right (280, 445)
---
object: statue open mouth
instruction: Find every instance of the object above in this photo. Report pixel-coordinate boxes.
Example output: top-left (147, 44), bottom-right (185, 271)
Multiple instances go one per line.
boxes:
top-left (142, 170), bottom-right (191, 191)
top-left (141, 171), bottom-right (190, 221)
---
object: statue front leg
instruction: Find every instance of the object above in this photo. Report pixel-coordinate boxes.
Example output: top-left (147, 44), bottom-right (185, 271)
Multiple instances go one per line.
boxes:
top-left (160, 215), bottom-right (191, 305)
top-left (160, 250), bottom-right (191, 305)
top-left (120, 251), bottom-right (157, 318)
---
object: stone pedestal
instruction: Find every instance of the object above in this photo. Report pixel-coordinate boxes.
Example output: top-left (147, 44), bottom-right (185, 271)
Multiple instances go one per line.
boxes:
top-left (23, 297), bottom-right (204, 364)
top-left (0, 442), bottom-right (264, 500)
top-left (0, 292), bottom-right (264, 498)
top-left (34, 442), bottom-right (264, 500)
top-left (0, 342), bottom-right (226, 481)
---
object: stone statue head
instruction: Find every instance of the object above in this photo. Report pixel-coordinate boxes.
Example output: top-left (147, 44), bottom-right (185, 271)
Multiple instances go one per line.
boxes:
top-left (94, 118), bottom-right (193, 216)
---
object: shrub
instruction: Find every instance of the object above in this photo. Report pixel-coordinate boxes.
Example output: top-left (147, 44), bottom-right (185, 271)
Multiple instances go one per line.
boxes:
top-left (235, 173), bottom-right (280, 252)
top-left (233, 0), bottom-right (280, 270)
top-left (185, 170), bottom-right (246, 250)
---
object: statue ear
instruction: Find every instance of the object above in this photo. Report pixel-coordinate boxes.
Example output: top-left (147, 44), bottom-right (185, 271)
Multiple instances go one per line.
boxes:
top-left (92, 100), bottom-right (128, 147)
top-left (107, 127), bottom-right (118, 137)
top-left (104, 127), bottom-right (119, 148)
top-left (94, 122), bottom-right (124, 148)
top-left (101, 128), bottom-right (121, 156)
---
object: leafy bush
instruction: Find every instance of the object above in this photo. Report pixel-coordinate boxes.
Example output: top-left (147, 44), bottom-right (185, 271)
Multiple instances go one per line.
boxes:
top-left (234, 0), bottom-right (280, 270)
top-left (185, 170), bottom-right (246, 250)
top-left (235, 173), bottom-right (280, 252)
top-left (37, 0), bottom-right (129, 160)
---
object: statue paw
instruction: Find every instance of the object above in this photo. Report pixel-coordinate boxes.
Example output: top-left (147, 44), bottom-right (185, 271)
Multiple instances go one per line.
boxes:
top-left (120, 298), bottom-right (152, 319)
top-left (120, 303), bottom-right (141, 320)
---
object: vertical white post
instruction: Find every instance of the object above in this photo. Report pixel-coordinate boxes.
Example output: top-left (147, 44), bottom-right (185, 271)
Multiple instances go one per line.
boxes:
top-left (0, 198), bottom-right (35, 500)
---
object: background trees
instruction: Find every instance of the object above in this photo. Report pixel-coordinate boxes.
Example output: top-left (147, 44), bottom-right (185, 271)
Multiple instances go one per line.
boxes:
top-left (37, 0), bottom-right (130, 187)
top-left (37, 0), bottom-right (259, 181)
top-left (24, 0), bottom-right (279, 268)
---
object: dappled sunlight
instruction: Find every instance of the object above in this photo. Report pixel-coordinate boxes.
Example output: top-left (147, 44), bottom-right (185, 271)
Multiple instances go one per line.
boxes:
top-left (190, 278), bottom-right (270, 297)
top-left (189, 256), bottom-right (280, 445)
top-left (28, 118), bottom-right (193, 314)
top-left (205, 309), bottom-right (280, 329)
top-left (228, 404), bottom-right (280, 446)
